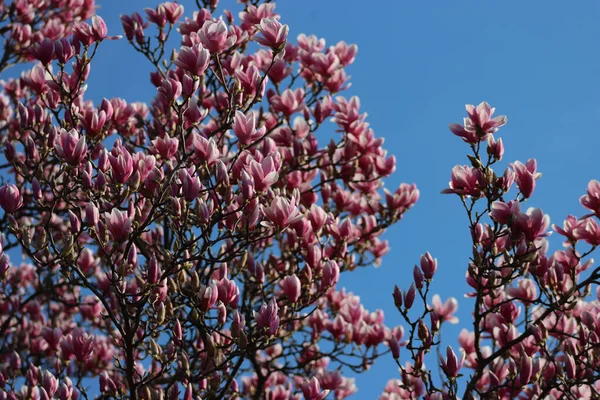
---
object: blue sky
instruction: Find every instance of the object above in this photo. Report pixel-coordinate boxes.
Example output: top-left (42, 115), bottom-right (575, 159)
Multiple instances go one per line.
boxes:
top-left (14, 0), bottom-right (600, 398)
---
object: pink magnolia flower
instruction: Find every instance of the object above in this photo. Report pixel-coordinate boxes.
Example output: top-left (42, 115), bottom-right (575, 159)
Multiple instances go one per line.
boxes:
top-left (85, 202), bottom-right (100, 226)
top-left (574, 217), bottom-right (600, 246)
top-left (254, 298), bottom-right (279, 336)
top-left (199, 284), bottom-right (219, 312)
top-left (145, 4), bottom-right (168, 27)
top-left (261, 195), bottom-right (303, 230)
top-left (146, 255), bottom-right (161, 284)
top-left (232, 110), bottom-right (266, 147)
top-left (175, 44), bottom-right (210, 77)
top-left (104, 208), bottom-right (132, 242)
top-left (431, 294), bottom-right (459, 324)
top-left (511, 159), bottom-right (541, 199)
top-left (449, 102), bottom-right (507, 143)
top-left (420, 252), bottom-right (437, 280)
top-left (580, 179), bottom-right (600, 218)
top-left (487, 135), bottom-right (504, 161)
top-left (255, 18), bottom-right (288, 51)
top-left (245, 156), bottom-right (279, 192)
top-left (512, 207), bottom-right (550, 242)
top-left (151, 135), bottom-right (179, 159)
top-left (121, 12), bottom-right (149, 44)
top-left (496, 168), bottom-right (515, 192)
top-left (217, 278), bottom-right (239, 307)
top-left (198, 19), bottom-right (236, 53)
top-left (163, 2), bottom-right (184, 24)
top-left (54, 128), bottom-right (87, 165)
top-left (41, 371), bottom-right (58, 398)
top-left (80, 108), bottom-right (107, 137)
top-left (441, 165), bottom-right (484, 198)
top-left (55, 38), bottom-right (75, 64)
top-left (60, 328), bottom-right (95, 362)
top-left (193, 134), bottom-right (220, 166)
top-left (91, 16), bottom-right (121, 41)
top-left (181, 168), bottom-right (201, 202)
top-left (553, 215), bottom-right (582, 245)
top-left (30, 38), bottom-right (55, 65)
top-left (279, 274), bottom-right (301, 302)
top-left (321, 260), bottom-right (340, 288)
top-left (439, 345), bottom-right (465, 378)
top-left (0, 184), bottom-right (23, 213)
top-left (158, 77), bottom-right (182, 102)
top-left (108, 141), bottom-right (134, 184)
top-left (388, 336), bottom-right (400, 359)
top-left (269, 88), bottom-right (304, 116)
top-left (506, 279), bottom-right (538, 303)
top-left (301, 377), bottom-right (329, 400)
top-left (43, 328), bottom-right (63, 351)
top-left (489, 200), bottom-right (521, 225)
top-left (99, 371), bottom-right (118, 394)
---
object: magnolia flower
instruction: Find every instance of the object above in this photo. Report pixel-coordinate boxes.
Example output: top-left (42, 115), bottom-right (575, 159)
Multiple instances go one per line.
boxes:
top-left (198, 20), bottom-right (236, 53)
top-left (175, 44), bottom-right (210, 76)
top-left (439, 345), bottom-right (465, 378)
top-left (104, 208), bottom-right (132, 242)
top-left (261, 195), bottom-right (303, 230)
top-left (254, 298), bottom-right (279, 336)
top-left (279, 274), bottom-right (301, 303)
top-left (60, 328), bottom-right (95, 362)
top-left (255, 18), bottom-right (288, 51)
top-left (431, 294), bottom-right (459, 324)
top-left (511, 159), bottom-right (541, 199)
top-left (0, 184), bottom-right (22, 213)
top-left (54, 128), bottom-right (87, 165)
top-left (449, 101), bottom-right (507, 143)
top-left (441, 165), bottom-right (484, 198)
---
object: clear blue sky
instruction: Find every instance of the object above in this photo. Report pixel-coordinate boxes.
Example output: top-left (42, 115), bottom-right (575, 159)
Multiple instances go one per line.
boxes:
top-left (22, 0), bottom-right (600, 397)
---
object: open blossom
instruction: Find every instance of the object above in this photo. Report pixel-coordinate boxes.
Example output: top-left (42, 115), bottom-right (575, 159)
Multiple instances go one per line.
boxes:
top-left (449, 101), bottom-right (507, 143)
top-left (553, 214), bottom-right (582, 245)
top-left (261, 195), bottom-right (303, 230)
top-left (431, 294), bottom-right (459, 324)
top-left (232, 110), bottom-right (266, 147)
top-left (54, 128), bottom-right (87, 165)
top-left (255, 18), bottom-right (288, 51)
top-left (104, 208), bottom-right (132, 242)
top-left (151, 135), bottom-right (179, 159)
top-left (574, 217), bottom-right (600, 246)
top-left (511, 159), bottom-right (541, 199)
top-left (254, 298), bottom-right (279, 336)
top-left (301, 377), bottom-right (329, 400)
top-left (174, 44), bottom-right (210, 76)
top-left (60, 328), bottom-right (95, 362)
top-left (512, 207), bottom-right (550, 242)
top-left (0, 184), bottom-right (23, 213)
top-left (489, 200), bottom-right (521, 225)
top-left (441, 165), bottom-right (484, 197)
top-left (506, 279), bottom-right (537, 303)
top-left (121, 12), bottom-right (149, 44)
top-left (198, 19), bottom-right (236, 53)
top-left (245, 156), bottom-right (279, 192)
top-left (580, 179), bottom-right (600, 218)
top-left (193, 134), bottom-right (220, 166)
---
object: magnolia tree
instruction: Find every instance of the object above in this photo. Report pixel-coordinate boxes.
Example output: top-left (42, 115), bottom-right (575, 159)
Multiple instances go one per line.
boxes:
top-left (0, 1), bottom-right (598, 400)
top-left (0, 0), bottom-right (418, 399)
top-left (381, 105), bottom-right (600, 400)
